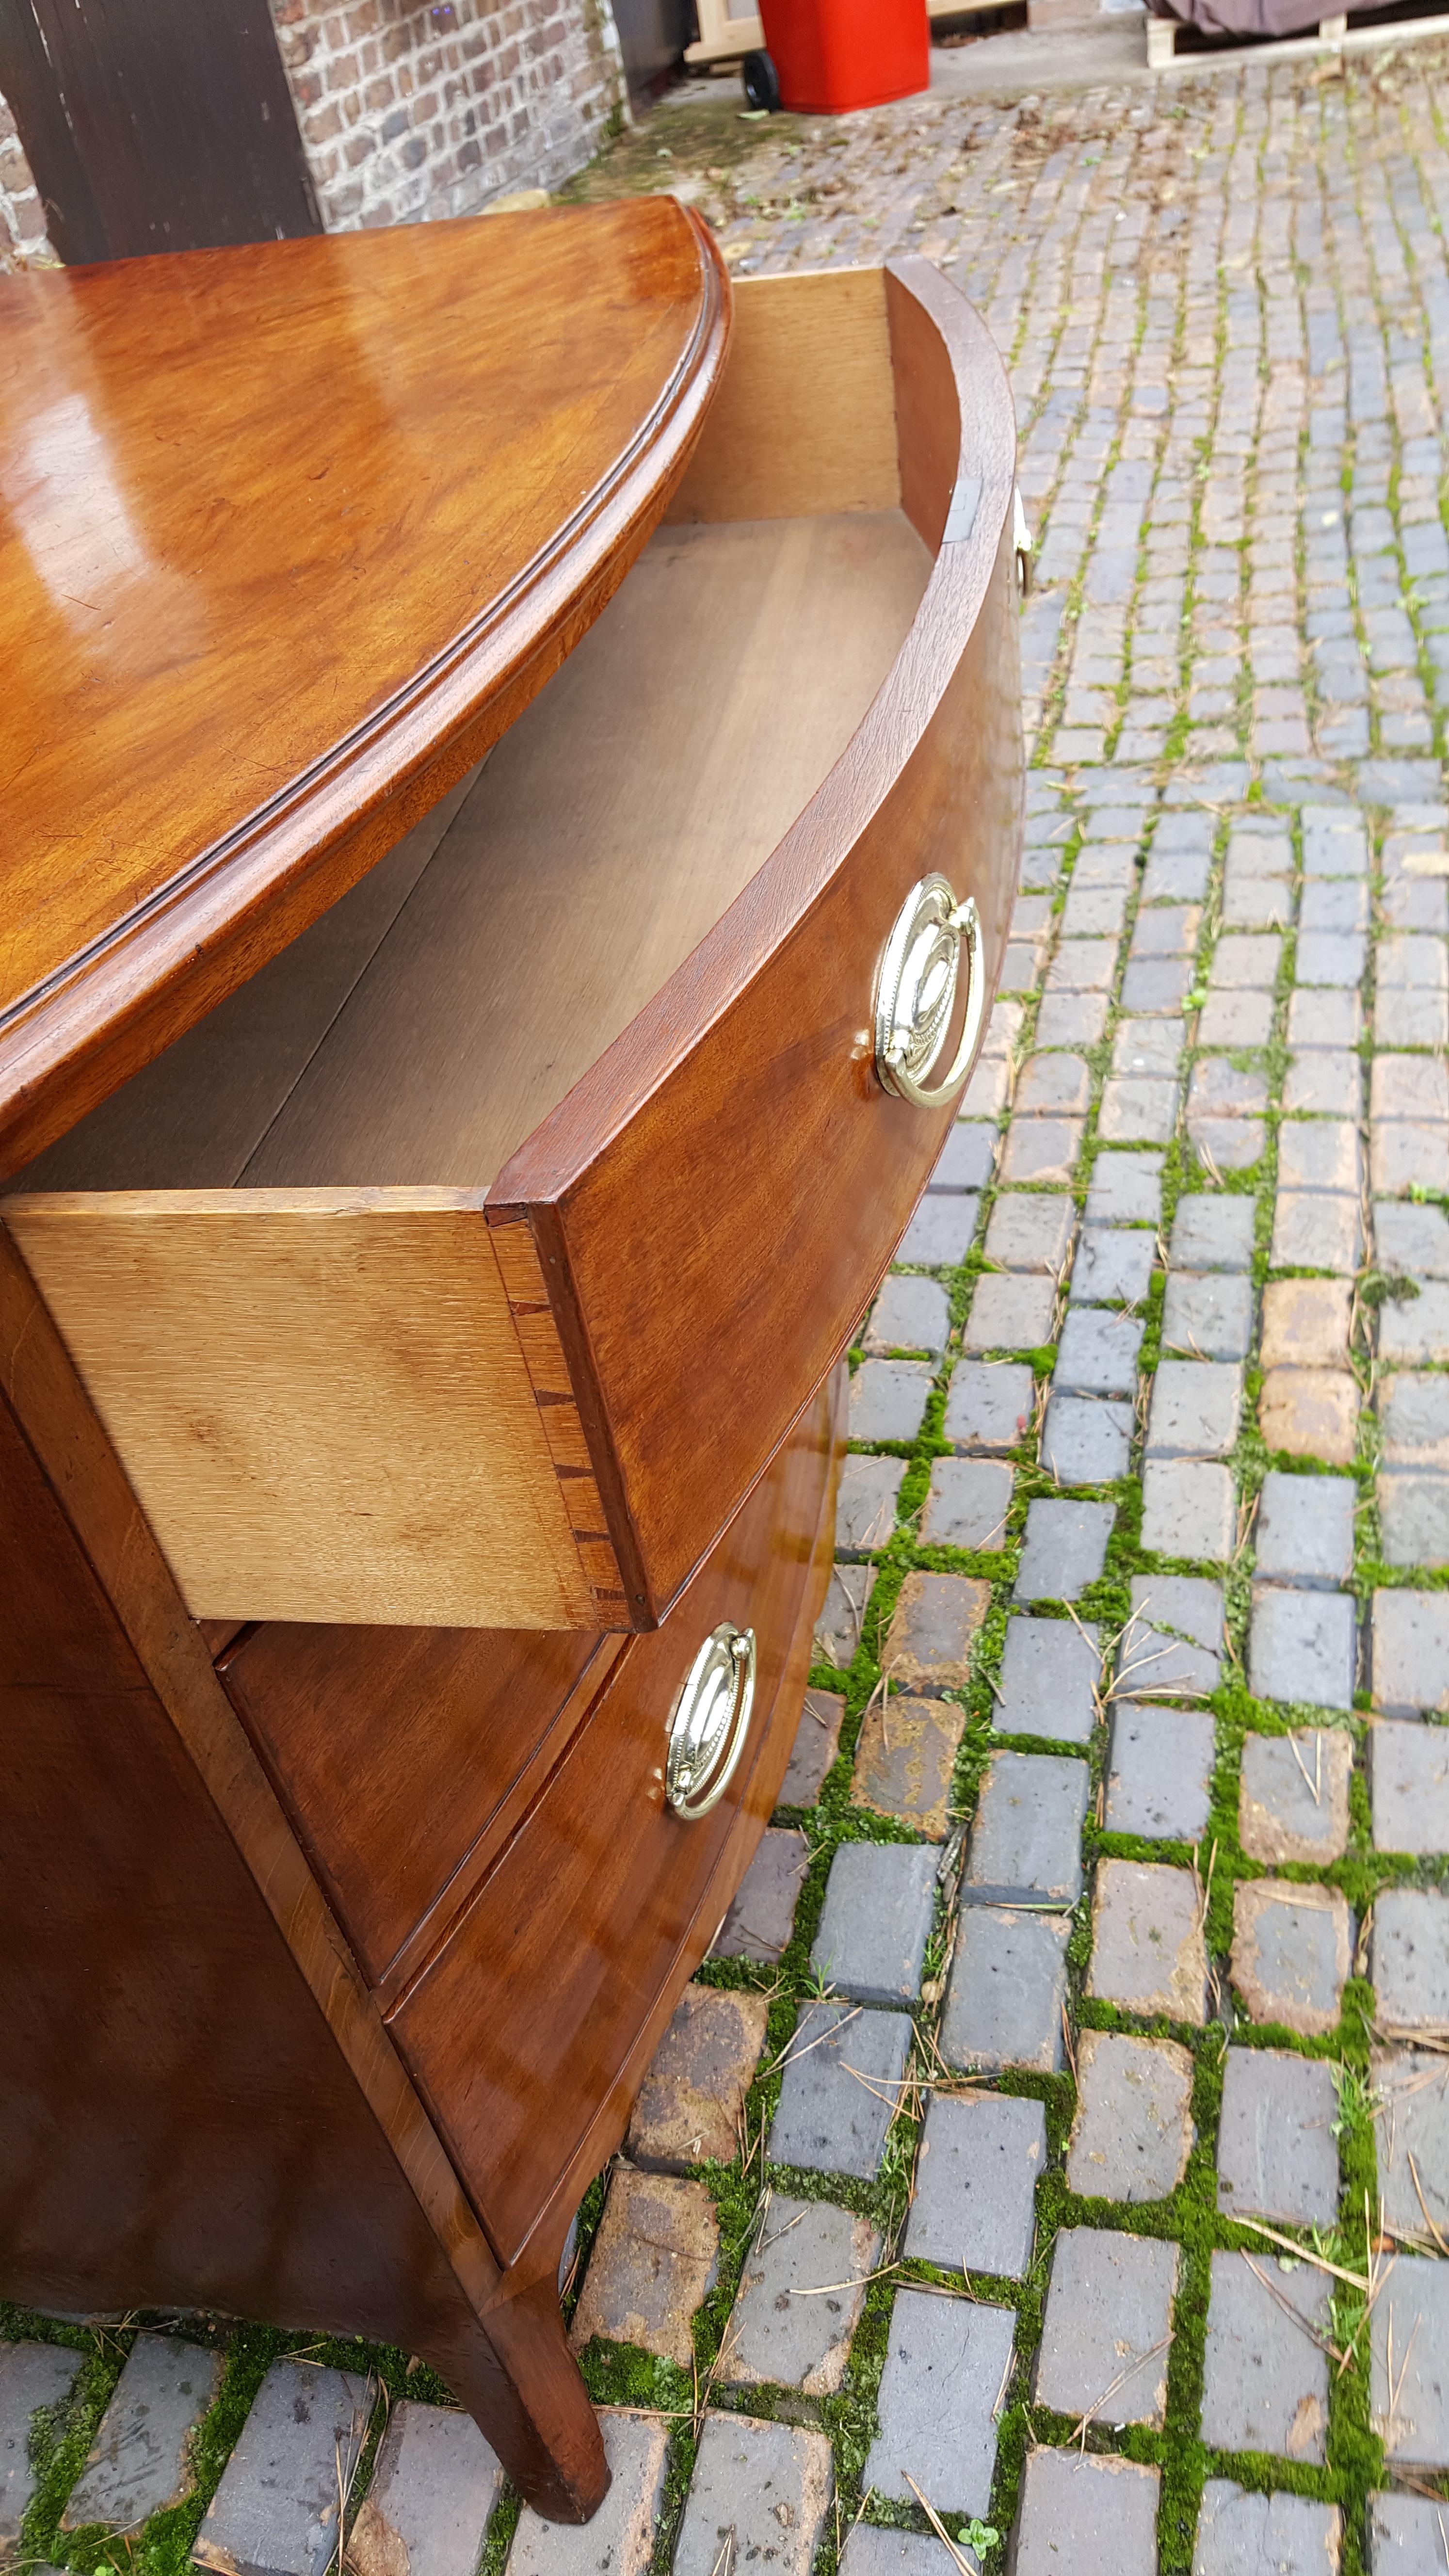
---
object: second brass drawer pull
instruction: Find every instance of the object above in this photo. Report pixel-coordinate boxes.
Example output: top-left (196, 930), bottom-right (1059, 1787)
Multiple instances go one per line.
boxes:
top-left (874, 874), bottom-right (984, 1110)
top-left (665, 1624), bottom-right (757, 1821)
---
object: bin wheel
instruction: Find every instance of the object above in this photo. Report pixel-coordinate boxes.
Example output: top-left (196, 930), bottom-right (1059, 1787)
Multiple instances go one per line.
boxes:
top-left (741, 48), bottom-right (780, 108)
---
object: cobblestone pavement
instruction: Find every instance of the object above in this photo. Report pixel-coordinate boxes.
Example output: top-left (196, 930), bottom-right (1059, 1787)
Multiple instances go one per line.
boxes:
top-left (8, 44), bottom-right (1449, 2576)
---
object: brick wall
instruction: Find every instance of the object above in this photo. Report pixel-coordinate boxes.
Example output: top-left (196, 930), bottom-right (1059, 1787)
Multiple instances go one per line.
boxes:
top-left (269, 0), bottom-right (628, 231)
top-left (0, 98), bottom-right (56, 266)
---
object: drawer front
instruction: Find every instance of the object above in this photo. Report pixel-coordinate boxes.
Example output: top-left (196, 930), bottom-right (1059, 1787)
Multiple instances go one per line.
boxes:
top-left (219, 1623), bottom-right (614, 1989)
top-left (493, 262), bottom-right (1023, 1621)
top-left (388, 1368), bottom-right (840, 2274)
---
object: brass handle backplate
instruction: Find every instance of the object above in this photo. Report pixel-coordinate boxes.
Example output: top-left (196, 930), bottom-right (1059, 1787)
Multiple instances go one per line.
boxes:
top-left (873, 874), bottom-right (984, 1111)
top-left (665, 1624), bottom-right (757, 1822)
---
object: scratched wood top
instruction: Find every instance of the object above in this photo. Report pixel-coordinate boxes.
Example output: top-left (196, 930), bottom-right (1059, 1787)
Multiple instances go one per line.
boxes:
top-left (0, 199), bottom-right (728, 1172)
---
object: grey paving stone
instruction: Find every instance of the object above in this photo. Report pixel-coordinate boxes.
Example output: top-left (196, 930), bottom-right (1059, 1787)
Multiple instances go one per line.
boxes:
top-left (1380, 1472), bottom-right (1449, 1566)
top-left (1066, 2029), bottom-right (1195, 2204)
top-left (350, 2404), bottom-right (503, 2576)
top-left (628, 1984), bottom-right (769, 2172)
top-left (1017, 1053), bottom-right (1092, 1116)
top-left (1240, 1698), bottom-right (1353, 1858)
top-left (1271, 1190), bottom-right (1363, 1275)
top-left (895, 1194), bottom-right (980, 1268)
top-left (996, 1618), bottom-right (1100, 1745)
top-left (1171, 1195), bottom-right (1257, 1272)
top-left (939, 1908), bottom-right (1070, 2075)
top-left (1379, 1373), bottom-right (1449, 1467)
top-left (1100, 1078), bottom-right (1180, 1144)
top-left (1086, 1152), bottom-right (1164, 1225)
top-left (1374, 1888), bottom-right (1449, 2035)
top-left (1212, 932), bottom-right (1283, 989)
top-left (1194, 2484), bottom-right (1341, 2576)
top-left (1013, 2450), bottom-right (1159, 2576)
top-left (1279, 1120), bottom-right (1362, 1196)
top-left (840, 2532), bottom-right (959, 2576)
top-left (1376, 1201), bottom-right (1449, 1280)
top-left (816, 1565), bottom-right (870, 1670)
top-left (194, 2362), bottom-right (373, 2576)
top-left (1371, 2048), bottom-right (1449, 2246)
top-left (1088, 1858), bottom-right (1209, 2022)
top-left (1374, 1591), bottom-right (1449, 1716)
top-left (1105, 1703), bottom-right (1215, 1840)
top-left (1255, 1472), bottom-right (1356, 1586)
top-left (1201, 2251), bottom-right (1331, 2461)
top-left (1119, 1577), bottom-right (1224, 1700)
top-left (962, 1751), bottom-right (1088, 1908)
top-left (862, 2290), bottom-right (1014, 2513)
top-left (674, 2415), bottom-right (833, 2576)
top-left (985, 1193), bottom-right (1076, 1274)
top-left (570, 2171), bottom-right (719, 2364)
top-left (1163, 1273), bottom-right (1255, 1362)
top-left (964, 1270), bottom-right (1057, 1354)
top-left (1054, 1309), bottom-right (1144, 1399)
top-left (508, 2410), bottom-right (666, 2576)
top-left (932, 1124), bottom-right (998, 1193)
top-left (1036, 992), bottom-right (1111, 1050)
top-left (1249, 1586), bottom-right (1357, 1711)
top-left (1042, 1395), bottom-right (1133, 1484)
top-left (64, 2334), bottom-right (222, 2531)
top-left (920, 1458), bottom-right (1013, 1552)
top-left (768, 2001), bottom-right (912, 2178)
top-left (1369, 2493), bottom-right (1449, 2576)
top-left (943, 1361), bottom-right (1034, 1456)
top-left (1215, 2048), bottom-right (1341, 2227)
top-left (1288, 986), bottom-right (1361, 1047)
top-left (1371, 1719), bottom-right (1449, 1854)
top-left (1200, 990), bottom-right (1276, 1048)
top-left (1070, 1228), bottom-right (1158, 1307)
top-left (1123, 956), bottom-right (1194, 1014)
top-left (0, 2344), bottom-right (83, 2554)
top-left (1145, 1360), bottom-right (1244, 1460)
top-left (810, 1842), bottom-right (937, 2007)
top-left (1303, 808), bottom-right (1368, 874)
top-left (1035, 2229), bottom-right (1178, 2428)
top-left (1371, 2254), bottom-right (1449, 2468)
top-left (1231, 1881), bottom-right (1352, 2035)
top-left (1140, 1460), bottom-right (1236, 1561)
top-left (866, 1276), bottom-right (950, 1358)
top-left (850, 1360), bottom-right (933, 1445)
top-left (1188, 1059), bottom-right (1271, 1124)
top-left (724, 2198), bottom-right (880, 2395)
top-left (837, 1456), bottom-right (907, 1557)
top-left (1014, 1498), bottom-right (1114, 1601)
top-left (1380, 1283), bottom-right (1449, 1365)
top-left (780, 1691), bottom-right (844, 1807)
top-left (1285, 1050), bottom-right (1362, 1117)
top-left (905, 2090), bottom-right (1045, 2279)
top-left (712, 1828), bottom-right (808, 1962)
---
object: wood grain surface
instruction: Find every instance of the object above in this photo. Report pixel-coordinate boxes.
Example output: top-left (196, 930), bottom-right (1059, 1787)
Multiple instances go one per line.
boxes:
top-left (664, 266), bottom-right (901, 523)
top-left (0, 1222), bottom-right (610, 2520)
top-left (0, 200), bottom-right (728, 1175)
top-left (2, 1189), bottom-right (598, 1627)
top-left (392, 1368), bottom-right (843, 2279)
top-left (491, 257), bottom-right (1023, 1622)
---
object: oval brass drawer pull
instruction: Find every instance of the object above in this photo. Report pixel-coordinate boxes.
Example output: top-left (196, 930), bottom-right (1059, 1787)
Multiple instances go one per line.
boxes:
top-left (665, 1623), bottom-right (757, 1820)
top-left (874, 874), bottom-right (984, 1110)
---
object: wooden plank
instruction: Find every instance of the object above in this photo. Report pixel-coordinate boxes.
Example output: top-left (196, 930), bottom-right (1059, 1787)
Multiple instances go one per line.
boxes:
top-left (2, 1189), bottom-right (596, 1629)
top-left (666, 268), bottom-right (901, 524)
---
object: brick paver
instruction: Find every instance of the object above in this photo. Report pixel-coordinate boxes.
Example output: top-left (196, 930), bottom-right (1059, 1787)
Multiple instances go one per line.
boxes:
top-left (17, 42), bottom-right (1449, 2576)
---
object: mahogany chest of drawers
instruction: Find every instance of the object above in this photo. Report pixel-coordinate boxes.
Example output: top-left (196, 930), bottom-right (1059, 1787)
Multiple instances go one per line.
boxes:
top-left (0, 196), bottom-right (1022, 2519)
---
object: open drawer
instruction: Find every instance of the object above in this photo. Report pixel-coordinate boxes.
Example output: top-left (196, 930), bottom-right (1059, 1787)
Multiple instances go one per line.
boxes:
top-left (3, 259), bottom-right (1023, 1631)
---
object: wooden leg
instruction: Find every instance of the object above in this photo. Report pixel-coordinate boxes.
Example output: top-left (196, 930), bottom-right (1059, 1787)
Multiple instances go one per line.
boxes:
top-left (1146, 15), bottom-right (1176, 64)
top-left (423, 2272), bottom-right (609, 2524)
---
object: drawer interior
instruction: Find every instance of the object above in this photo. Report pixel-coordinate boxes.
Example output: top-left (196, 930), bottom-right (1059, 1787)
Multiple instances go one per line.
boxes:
top-left (14, 507), bottom-right (927, 1196)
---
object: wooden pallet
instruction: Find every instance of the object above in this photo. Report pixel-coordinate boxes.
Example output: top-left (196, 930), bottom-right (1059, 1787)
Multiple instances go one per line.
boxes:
top-left (684, 0), bottom-right (764, 65)
top-left (1146, 2), bottom-right (1449, 64)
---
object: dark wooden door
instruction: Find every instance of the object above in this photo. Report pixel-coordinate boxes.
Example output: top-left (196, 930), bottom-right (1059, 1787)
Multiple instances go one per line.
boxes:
top-left (0, 0), bottom-right (320, 264)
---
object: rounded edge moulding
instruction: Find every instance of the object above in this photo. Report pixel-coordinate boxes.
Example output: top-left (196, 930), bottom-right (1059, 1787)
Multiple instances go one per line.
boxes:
top-left (0, 197), bottom-right (731, 1175)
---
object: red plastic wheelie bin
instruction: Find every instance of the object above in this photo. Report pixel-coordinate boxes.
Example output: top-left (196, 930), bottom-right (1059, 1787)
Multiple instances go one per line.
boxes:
top-left (742, 0), bottom-right (930, 113)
